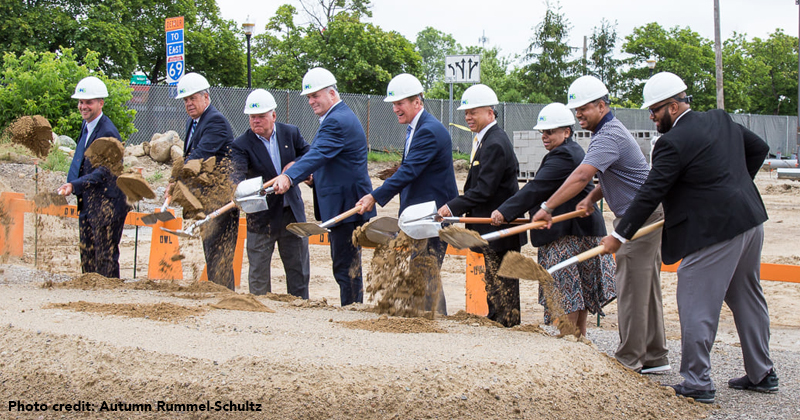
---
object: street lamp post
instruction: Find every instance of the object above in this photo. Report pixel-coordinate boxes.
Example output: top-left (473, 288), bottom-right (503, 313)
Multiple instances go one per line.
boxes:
top-left (242, 16), bottom-right (255, 89)
top-left (646, 56), bottom-right (657, 77)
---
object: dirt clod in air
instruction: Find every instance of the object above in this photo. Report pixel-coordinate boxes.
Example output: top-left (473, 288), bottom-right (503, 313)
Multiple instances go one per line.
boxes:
top-left (45, 301), bottom-right (203, 322)
top-left (498, 251), bottom-right (579, 337)
top-left (84, 137), bottom-right (124, 176)
top-left (169, 157), bottom-right (236, 221)
top-left (6, 115), bottom-right (52, 158)
top-left (170, 253), bottom-right (185, 262)
top-left (365, 231), bottom-right (443, 318)
top-left (211, 294), bottom-right (275, 312)
top-left (116, 171), bottom-right (156, 203)
top-left (170, 180), bottom-right (203, 212)
top-left (182, 159), bottom-right (202, 178)
top-left (352, 223), bottom-right (381, 248)
top-left (376, 164), bottom-right (400, 180)
top-left (339, 316), bottom-right (445, 333)
top-left (32, 192), bottom-right (67, 209)
top-left (201, 156), bottom-right (217, 173)
top-left (439, 225), bottom-right (487, 249)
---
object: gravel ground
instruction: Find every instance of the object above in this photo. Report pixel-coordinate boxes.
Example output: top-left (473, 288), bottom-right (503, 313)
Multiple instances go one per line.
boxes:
top-left (588, 328), bottom-right (800, 419)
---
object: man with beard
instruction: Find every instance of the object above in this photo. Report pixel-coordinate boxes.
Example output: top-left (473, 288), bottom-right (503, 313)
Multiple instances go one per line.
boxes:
top-left (601, 72), bottom-right (776, 404)
top-left (531, 75), bottom-right (669, 375)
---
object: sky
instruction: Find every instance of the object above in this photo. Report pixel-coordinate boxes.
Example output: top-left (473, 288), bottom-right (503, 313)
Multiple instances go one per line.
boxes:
top-left (219, 0), bottom-right (799, 70)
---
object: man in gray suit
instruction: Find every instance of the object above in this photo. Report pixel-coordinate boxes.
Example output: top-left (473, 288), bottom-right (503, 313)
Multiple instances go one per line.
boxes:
top-left (602, 72), bottom-right (777, 404)
top-left (231, 89), bottom-right (311, 298)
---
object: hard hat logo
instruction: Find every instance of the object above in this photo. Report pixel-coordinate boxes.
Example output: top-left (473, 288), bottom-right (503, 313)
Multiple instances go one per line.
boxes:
top-left (249, 103), bottom-right (259, 108)
top-left (566, 75), bottom-right (608, 109)
top-left (533, 102), bottom-right (575, 130)
top-left (383, 73), bottom-right (424, 103)
top-left (71, 76), bottom-right (109, 99)
top-left (568, 93), bottom-right (576, 100)
top-left (387, 91), bottom-right (395, 97)
top-left (539, 116), bottom-right (546, 122)
top-left (456, 84), bottom-right (498, 110)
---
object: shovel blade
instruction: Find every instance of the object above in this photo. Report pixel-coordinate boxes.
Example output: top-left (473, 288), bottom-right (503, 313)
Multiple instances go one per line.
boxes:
top-left (142, 209), bottom-right (175, 225)
top-left (438, 226), bottom-right (488, 249)
top-left (398, 201), bottom-right (440, 239)
top-left (286, 222), bottom-right (329, 237)
top-left (236, 194), bottom-right (269, 214)
top-left (362, 216), bottom-right (399, 245)
top-left (161, 227), bottom-right (197, 238)
top-left (398, 201), bottom-right (438, 225)
top-left (33, 192), bottom-right (67, 208)
top-left (234, 176), bottom-right (264, 199)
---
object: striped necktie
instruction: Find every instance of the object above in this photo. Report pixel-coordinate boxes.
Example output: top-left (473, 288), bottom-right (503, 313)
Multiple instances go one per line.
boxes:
top-left (403, 125), bottom-right (413, 157)
top-left (185, 120), bottom-right (197, 153)
top-left (469, 135), bottom-right (479, 163)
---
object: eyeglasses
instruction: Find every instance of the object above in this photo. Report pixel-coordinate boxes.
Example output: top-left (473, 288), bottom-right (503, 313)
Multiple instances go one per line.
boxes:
top-left (648, 101), bottom-right (673, 116)
top-left (538, 128), bottom-right (561, 136)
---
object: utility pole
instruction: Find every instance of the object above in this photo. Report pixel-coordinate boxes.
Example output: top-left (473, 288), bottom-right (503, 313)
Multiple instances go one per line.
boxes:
top-left (583, 35), bottom-right (588, 75)
top-left (797, 0), bottom-right (800, 157)
top-left (478, 30), bottom-right (489, 49)
top-left (714, 0), bottom-right (724, 109)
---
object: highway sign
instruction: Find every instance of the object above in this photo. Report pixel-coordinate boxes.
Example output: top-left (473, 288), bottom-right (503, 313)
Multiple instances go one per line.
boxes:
top-left (165, 17), bottom-right (185, 85)
top-left (445, 55), bottom-right (480, 83)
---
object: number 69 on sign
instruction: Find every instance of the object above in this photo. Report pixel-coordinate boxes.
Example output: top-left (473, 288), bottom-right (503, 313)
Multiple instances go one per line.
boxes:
top-left (168, 61), bottom-right (183, 80)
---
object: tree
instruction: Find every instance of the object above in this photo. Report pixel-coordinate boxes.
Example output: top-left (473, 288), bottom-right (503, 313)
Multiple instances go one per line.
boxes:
top-left (589, 19), bottom-right (623, 97)
top-left (746, 29), bottom-right (798, 115)
top-left (298, 0), bottom-right (372, 31)
top-left (415, 27), bottom-right (461, 90)
top-left (0, 49), bottom-right (136, 141)
top-left (251, 6), bottom-right (420, 94)
top-left (721, 32), bottom-right (754, 113)
top-left (520, 1), bottom-right (575, 103)
top-left (427, 47), bottom-right (524, 103)
top-left (621, 22), bottom-right (716, 110)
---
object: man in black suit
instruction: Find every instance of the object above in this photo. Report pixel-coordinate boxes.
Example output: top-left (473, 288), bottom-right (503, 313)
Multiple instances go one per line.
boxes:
top-left (174, 72), bottom-right (239, 291)
top-left (437, 84), bottom-right (523, 327)
top-left (58, 76), bottom-right (130, 278)
top-left (602, 72), bottom-right (777, 404)
top-left (231, 89), bottom-right (311, 298)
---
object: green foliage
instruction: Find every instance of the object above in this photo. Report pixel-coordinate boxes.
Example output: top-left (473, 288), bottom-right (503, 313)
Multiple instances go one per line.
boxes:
top-left (427, 47), bottom-right (524, 103)
top-left (251, 5), bottom-right (421, 94)
top-left (41, 143), bottom-right (72, 173)
top-left (147, 170), bottom-right (164, 183)
top-left (0, 48), bottom-right (136, 141)
top-left (368, 150), bottom-right (401, 162)
top-left (415, 27), bottom-right (461, 90)
top-left (520, 1), bottom-right (575, 103)
top-left (744, 30), bottom-right (798, 115)
top-left (452, 151), bottom-right (469, 161)
top-left (589, 19), bottom-right (623, 97)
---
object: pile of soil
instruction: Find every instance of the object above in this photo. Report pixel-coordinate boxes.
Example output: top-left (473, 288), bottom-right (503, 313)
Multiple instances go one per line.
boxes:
top-left (339, 315), bottom-right (446, 333)
top-left (763, 183), bottom-right (800, 195)
top-left (210, 294), bottom-right (275, 312)
top-left (169, 156), bottom-right (235, 219)
top-left (45, 301), bottom-right (204, 322)
top-left (498, 251), bottom-right (578, 337)
top-left (446, 309), bottom-right (504, 327)
top-left (439, 225), bottom-right (488, 249)
top-left (365, 232), bottom-right (443, 317)
top-left (5, 115), bottom-right (52, 158)
top-left (84, 137), bottom-right (124, 176)
top-left (44, 272), bottom-right (124, 290)
top-left (116, 171), bottom-right (156, 203)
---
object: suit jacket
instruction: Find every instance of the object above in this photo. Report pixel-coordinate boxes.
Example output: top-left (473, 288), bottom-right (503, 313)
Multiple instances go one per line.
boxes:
top-left (283, 101), bottom-right (376, 223)
top-left (447, 123), bottom-right (522, 253)
top-left (184, 105), bottom-right (234, 163)
top-left (497, 137), bottom-right (606, 247)
top-left (615, 109), bottom-right (769, 264)
top-left (69, 114), bottom-right (129, 219)
top-left (371, 110), bottom-right (459, 214)
top-left (231, 123), bottom-right (310, 234)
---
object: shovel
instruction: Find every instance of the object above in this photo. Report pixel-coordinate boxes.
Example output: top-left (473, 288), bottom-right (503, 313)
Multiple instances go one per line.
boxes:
top-left (286, 206), bottom-right (363, 237)
top-left (497, 220), bottom-right (665, 281)
top-left (363, 216), bottom-right (400, 245)
top-left (141, 196), bottom-right (175, 225)
top-left (398, 201), bottom-right (535, 240)
top-left (162, 176), bottom-right (278, 238)
top-left (441, 209), bottom-right (585, 249)
top-left (33, 190), bottom-right (68, 208)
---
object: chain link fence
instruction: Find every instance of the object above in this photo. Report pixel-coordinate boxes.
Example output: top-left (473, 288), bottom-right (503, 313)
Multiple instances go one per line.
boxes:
top-left (127, 85), bottom-right (798, 157)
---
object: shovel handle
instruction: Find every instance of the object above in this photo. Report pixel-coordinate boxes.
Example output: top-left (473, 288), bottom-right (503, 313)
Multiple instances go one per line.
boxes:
top-left (159, 195), bottom-right (172, 212)
top-left (320, 206), bottom-right (361, 229)
top-left (444, 217), bottom-right (530, 224)
top-left (208, 201), bottom-right (237, 219)
top-left (262, 176), bottom-right (279, 189)
top-left (484, 209), bottom-right (585, 240)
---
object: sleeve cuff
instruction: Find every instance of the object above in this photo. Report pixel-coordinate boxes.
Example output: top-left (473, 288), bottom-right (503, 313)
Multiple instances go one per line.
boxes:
top-left (611, 231), bottom-right (628, 244)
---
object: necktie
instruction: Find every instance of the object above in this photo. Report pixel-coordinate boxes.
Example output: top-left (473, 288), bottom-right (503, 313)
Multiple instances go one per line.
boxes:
top-left (67, 125), bottom-right (88, 183)
top-left (469, 135), bottom-right (479, 163)
top-left (185, 120), bottom-right (197, 153)
top-left (403, 125), bottom-right (413, 157)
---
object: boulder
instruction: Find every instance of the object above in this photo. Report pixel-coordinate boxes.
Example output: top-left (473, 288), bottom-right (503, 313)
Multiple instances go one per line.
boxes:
top-left (58, 135), bottom-right (76, 149)
top-left (149, 135), bottom-right (173, 163)
top-left (123, 155), bottom-right (140, 167)
top-left (169, 145), bottom-right (183, 162)
top-left (126, 143), bottom-right (147, 157)
top-left (142, 141), bottom-right (150, 156)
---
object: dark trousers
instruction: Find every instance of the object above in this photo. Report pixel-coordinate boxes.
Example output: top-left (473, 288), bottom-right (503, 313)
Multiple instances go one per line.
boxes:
top-left (202, 208), bottom-right (239, 291)
top-left (246, 208), bottom-right (310, 298)
top-left (78, 204), bottom-right (128, 278)
top-left (484, 248), bottom-right (521, 327)
top-left (329, 220), bottom-right (363, 306)
top-left (419, 237), bottom-right (448, 315)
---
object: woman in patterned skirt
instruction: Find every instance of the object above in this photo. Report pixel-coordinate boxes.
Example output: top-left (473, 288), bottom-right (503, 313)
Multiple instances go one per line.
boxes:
top-left (491, 103), bottom-right (615, 336)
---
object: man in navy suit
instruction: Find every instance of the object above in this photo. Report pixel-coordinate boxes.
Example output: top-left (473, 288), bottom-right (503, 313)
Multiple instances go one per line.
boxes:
top-left (274, 68), bottom-right (376, 306)
top-left (174, 72), bottom-right (239, 291)
top-left (231, 89), bottom-right (311, 298)
top-left (602, 72), bottom-right (776, 403)
top-left (58, 76), bottom-right (130, 278)
top-left (356, 73), bottom-right (458, 315)
top-left (439, 84), bottom-right (522, 326)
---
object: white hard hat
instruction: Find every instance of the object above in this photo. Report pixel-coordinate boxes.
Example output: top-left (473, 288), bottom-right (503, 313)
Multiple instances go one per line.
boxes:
top-left (71, 76), bottom-right (108, 99)
top-left (301, 67), bottom-right (337, 95)
top-left (384, 73), bottom-right (424, 102)
top-left (533, 103), bottom-right (575, 130)
top-left (175, 72), bottom-right (210, 99)
top-left (457, 84), bottom-right (499, 110)
top-left (641, 71), bottom-right (688, 109)
top-left (566, 75), bottom-right (609, 109)
top-left (244, 89), bottom-right (278, 114)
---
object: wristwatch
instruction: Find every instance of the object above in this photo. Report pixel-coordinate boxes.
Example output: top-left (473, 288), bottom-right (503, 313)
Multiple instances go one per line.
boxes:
top-left (540, 201), bottom-right (554, 214)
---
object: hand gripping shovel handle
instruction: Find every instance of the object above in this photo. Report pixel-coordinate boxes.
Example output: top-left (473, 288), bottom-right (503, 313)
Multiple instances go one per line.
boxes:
top-left (481, 209), bottom-right (585, 242)
top-left (194, 201), bottom-right (237, 230)
top-left (442, 217), bottom-right (530, 224)
top-left (319, 206), bottom-right (362, 229)
top-left (547, 220), bottom-right (665, 274)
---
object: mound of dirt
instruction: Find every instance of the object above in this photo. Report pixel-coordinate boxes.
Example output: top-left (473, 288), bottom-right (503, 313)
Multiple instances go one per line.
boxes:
top-left (262, 292), bottom-right (301, 302)
top-left (6, 115), bottom-right (52, 158)
top-left (45, 272), bottom-right (124, 290)
top-left (339, 315), bottom-right (446, 333)
top-left (446, 310), bottom-right (503, 327)
top-left (116, 171), bottom-right (156, 202)
top-left (181, 280), bottom-right (234, 294)
top-left (127, 279), bottom-right (182, 292)
top-left (211, 294), bottom-right (275, 312)
top-left (45, 301), bottom-right (204, 322)
top-left (84, 137), bottom-right (124, 176)
top-left (763, 183), bottom-right (800, 195)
